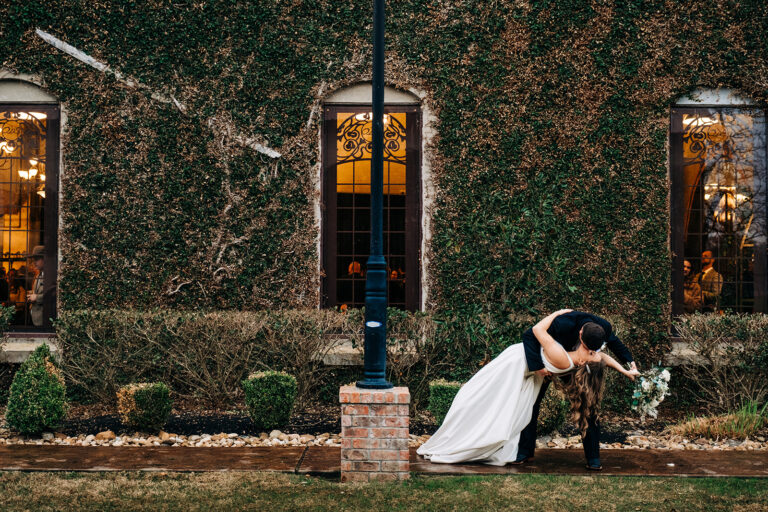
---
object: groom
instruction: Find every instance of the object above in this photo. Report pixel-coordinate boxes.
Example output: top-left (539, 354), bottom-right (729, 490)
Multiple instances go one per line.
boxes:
top-left (515, 310), bottom-right (637, 471)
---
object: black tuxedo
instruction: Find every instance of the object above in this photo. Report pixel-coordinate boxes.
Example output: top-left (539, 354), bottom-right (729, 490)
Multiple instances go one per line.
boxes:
top-left (518, 311), bottom-right (634, 463)
top-left (521, 311), bottom-right (633, 372)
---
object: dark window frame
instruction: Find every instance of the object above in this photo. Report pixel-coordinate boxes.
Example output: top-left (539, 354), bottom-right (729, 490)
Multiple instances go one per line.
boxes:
top-left (0, 103), bottom-right (59, 332)
top-left (321, 104), bottom-right (422, 311)
top-left (670, 105), bottom-right (768, 315)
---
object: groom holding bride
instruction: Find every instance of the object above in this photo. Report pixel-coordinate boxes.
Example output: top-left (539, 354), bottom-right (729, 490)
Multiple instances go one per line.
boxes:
top-left (418, 309), bottom-right (639, 470)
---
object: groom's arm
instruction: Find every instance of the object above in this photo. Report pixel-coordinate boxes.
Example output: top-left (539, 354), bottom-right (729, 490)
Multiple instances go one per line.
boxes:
top-left (590, 314), bottom-right (634, 366)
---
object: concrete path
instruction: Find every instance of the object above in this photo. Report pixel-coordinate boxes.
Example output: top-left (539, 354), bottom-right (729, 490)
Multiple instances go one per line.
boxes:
top-left (0, 446), bottom-right (766, 477)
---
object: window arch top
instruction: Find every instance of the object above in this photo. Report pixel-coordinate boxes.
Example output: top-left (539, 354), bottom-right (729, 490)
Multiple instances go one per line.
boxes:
top-left (324, 83), bottom-right (419, 105)
top-left (675, 88), bottom-right (757, 107)
top-left (0, 78), bottom-right (58, 103)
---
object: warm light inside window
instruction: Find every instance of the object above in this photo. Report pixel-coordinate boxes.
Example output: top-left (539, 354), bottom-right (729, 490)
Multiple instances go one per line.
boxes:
top-left (0, 109), bottom-right (48, 327)
top-left (677, 108), bottom-right (767, 313)
top-left (336, 112), bottom-right (406, 195)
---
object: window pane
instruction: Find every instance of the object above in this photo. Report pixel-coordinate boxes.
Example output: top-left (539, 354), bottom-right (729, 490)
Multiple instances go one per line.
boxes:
top-left (674, 107), bottom-right (767, 313)
top-left (0, 110), bottom-right (47, 327)
top-left (332, 110), bottom-right (409, 310)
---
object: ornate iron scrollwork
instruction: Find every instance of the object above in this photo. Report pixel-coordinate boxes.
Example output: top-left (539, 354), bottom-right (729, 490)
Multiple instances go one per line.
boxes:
top-left (336, 112), bottom-right (406, 164)
top-left (0, 111), bottom-right (47, 217)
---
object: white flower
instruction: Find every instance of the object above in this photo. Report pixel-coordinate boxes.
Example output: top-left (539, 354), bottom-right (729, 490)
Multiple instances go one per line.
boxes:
top-left (631, 366), bottom-right (671, 422)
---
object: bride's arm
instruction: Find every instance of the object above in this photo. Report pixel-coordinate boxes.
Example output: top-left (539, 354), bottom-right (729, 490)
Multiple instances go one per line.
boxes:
top-left (532, 309), bottom-right (572, 347)
top-left (532, 309), bottom-right (572, 369)
top-left (600, 352), bottom-right (640, 380)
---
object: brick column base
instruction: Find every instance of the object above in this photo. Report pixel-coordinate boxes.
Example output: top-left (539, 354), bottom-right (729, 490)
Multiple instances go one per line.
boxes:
top-left (339, 385), bottom-right (410, 483)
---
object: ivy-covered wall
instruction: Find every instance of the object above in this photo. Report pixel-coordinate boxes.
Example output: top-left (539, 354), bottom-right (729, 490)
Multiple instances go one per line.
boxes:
top-left (1, 1), bottom-right (767, 365)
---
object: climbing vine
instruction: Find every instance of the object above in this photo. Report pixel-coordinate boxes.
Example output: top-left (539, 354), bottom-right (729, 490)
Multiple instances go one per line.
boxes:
top-left (0, 0), bottom-right (766, 369)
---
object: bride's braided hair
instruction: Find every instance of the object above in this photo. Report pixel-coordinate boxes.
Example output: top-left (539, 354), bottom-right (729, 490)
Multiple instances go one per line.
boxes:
top-left (553, 360), bottom-right (606, 436)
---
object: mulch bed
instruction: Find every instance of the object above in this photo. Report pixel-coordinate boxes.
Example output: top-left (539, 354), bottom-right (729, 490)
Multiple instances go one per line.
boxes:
top-left (51, 402), bottom-right (668, 441)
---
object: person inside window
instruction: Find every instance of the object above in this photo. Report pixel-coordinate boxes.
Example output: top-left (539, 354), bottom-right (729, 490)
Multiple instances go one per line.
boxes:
top-left (695, 250), bottom-right (723, 312)
top-left (683, 259), bottom-right (703, 313)
top-left (26, 245), bottom-right (45, 327)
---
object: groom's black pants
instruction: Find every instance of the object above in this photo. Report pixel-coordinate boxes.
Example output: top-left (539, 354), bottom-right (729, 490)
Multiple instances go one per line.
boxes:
top-left (518, 377), bottom-right (600, 461)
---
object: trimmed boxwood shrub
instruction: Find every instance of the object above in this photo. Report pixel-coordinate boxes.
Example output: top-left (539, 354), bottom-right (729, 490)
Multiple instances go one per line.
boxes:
top-left (537, 386), bottom-right (569, 435)
top-left (6, 344), bottom-right (67, 435)
top-left (116, 382), bottom-right (173, 432)
top-left (428, 380), bottom-right (462, 426)
top-left (242, 371), bottom-right (297, 430)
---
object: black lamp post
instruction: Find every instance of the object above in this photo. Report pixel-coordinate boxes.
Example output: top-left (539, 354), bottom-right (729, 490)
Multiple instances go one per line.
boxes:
top-left (357, 0), bottom-right (392, 389)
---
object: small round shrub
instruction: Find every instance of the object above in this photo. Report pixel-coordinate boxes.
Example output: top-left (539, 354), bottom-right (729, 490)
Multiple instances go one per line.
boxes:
top-left (242, 371), bottom-right (297, 430)
top-left (428, 380), bottom-right (462, 425)
top-left (537, 386), bottom-right (569, 435)
top-left (6, 344), bottom-right (67, 435)
top-left (116, 382), bottom-right (173, 432)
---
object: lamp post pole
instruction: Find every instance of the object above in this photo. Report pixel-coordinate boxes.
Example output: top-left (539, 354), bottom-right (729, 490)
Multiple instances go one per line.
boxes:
top-left (357, 0), bottom-right (392, 389)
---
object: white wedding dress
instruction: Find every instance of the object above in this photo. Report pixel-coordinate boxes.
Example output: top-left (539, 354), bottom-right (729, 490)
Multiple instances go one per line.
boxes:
top-left (417, 343), bottom-right (574, 466)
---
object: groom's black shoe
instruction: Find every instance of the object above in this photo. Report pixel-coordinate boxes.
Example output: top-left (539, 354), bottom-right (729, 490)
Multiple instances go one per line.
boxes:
top-left (510, 454), bottom-right (534, 465)
top-left (585, 458), bottom-right (602, 471)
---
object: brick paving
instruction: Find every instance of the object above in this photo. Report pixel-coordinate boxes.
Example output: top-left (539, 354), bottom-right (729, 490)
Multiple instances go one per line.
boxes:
top-left (0, 446), bottom-right (766, 477)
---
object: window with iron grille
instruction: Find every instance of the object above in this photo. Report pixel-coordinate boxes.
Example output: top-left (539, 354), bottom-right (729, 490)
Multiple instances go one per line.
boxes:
top-left (321, 105), bottom-right (421, 311)
top-left (0, 105), bottom-right (59, 330)
top-left (671, 106), bottom-right (767, 314)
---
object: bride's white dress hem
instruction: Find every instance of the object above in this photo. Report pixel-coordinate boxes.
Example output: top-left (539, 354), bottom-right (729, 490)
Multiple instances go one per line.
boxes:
top-left (417, 343), bottom-right (572, 466)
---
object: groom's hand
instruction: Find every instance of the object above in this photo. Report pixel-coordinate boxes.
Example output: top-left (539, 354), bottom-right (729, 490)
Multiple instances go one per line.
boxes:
top-left (535, 368), bottom-right (552, 378)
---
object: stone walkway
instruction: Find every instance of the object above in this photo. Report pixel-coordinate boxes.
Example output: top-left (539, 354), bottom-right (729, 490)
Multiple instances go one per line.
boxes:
top-left (0, 446), bottom-right (766, 477)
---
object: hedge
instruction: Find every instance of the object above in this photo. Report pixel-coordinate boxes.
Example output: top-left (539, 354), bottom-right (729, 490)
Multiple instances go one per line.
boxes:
top-left (55, 308), bottom-right (437, 407)
top-left (56, 308), bottom-right (652, 411)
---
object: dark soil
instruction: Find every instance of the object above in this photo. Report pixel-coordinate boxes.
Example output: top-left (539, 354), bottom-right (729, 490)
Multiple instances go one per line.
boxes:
top-left (58, 409), bottom-right (341, 437)
top-left (56, 410), bottom-right (441, 437)
top-left (58, 413), bottom-right (662, 441)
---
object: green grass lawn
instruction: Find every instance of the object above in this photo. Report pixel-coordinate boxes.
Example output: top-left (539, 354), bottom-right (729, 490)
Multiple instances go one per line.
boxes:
top-left (1, 472), bottom-right (767, 511)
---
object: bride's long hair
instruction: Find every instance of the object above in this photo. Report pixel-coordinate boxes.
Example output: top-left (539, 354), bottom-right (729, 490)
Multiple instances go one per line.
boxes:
top-left (553, 360), bottom-right (606, 436)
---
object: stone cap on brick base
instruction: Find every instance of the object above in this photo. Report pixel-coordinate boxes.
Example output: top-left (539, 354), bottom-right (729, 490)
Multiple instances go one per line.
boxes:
top-left (339, 386), bottom-right (410, 405)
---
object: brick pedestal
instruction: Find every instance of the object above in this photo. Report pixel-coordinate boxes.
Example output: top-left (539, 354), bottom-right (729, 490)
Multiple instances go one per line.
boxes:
top-left (339, 385), bottom-right (410, 483)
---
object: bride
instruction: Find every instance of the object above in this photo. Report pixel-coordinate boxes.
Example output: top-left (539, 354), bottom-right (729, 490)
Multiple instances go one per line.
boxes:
top-left (417, 309), bottom-right (640, 466)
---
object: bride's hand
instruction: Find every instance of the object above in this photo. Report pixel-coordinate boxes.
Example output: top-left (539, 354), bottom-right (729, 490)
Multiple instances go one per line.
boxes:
top-left (552, 309), bottom-right (573, 316)
top-left (626, 368), bottom-right (640, 381)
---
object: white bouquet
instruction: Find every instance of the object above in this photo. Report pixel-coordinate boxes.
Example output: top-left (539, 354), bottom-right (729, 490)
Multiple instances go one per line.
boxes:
top-left (631, 366), bottom-right (671, 421)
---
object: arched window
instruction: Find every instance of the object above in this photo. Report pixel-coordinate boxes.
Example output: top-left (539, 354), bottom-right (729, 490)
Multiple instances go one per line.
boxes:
top-left (0, 79), bottom-right (60, 330)
top-left (671, 89), bottom-right (766, 314)
top-left (321, 85), bottom-right (422, 311)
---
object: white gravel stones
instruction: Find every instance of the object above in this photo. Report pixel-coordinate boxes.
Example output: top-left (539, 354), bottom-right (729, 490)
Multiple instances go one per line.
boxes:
top-left (0, 430), bottom-right (766, 450)
top-left (0, 416), bottom-right (765, 450)
top-left (0, 431), bottom-right (345, 448)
